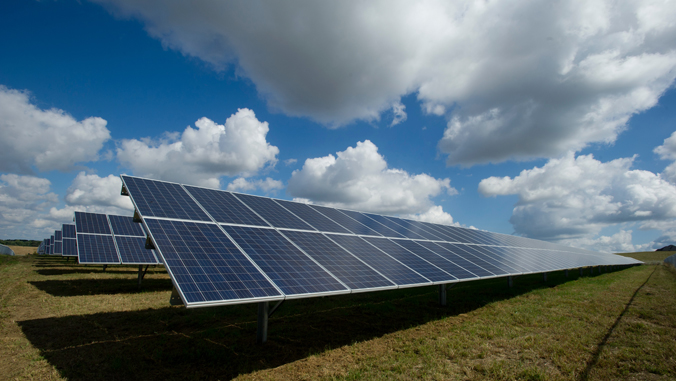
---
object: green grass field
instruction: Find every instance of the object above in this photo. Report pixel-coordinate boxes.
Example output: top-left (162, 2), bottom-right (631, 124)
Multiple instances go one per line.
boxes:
top-left (1, 253), bottom-right (675, 380)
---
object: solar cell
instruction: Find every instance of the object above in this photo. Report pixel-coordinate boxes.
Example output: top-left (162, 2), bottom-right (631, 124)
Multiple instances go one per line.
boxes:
top-left (184, 185), bottom-right (269, 227)
top-left (77, 234), bottom-right (121, 264)
top-left (62, 224), bottom-right (76, 239)
top-left (281, 230), bottom-right (395, 291)
top-left (273, 199), bottom-right (351, 234)
top-left (55, 230), bottom-right (62, 241)
top-left (54, 241), bottom-right (62, 255)
top-left (121, 176), bottom-right (211, 221)
top-left (309, 205), bottom-right (382, 236)
top-left (115, 236), bottom-right (159, 264)
top-left (326, 234), bottom-right (430, 286)
top-left (437, 243), bottom-right (511, 275)
top-left (75, 212), bottom-right (111, 234)
top-left (392, 239), bottom-right (478, 280)
top-left (337, 210), bottom-right (406, 238)
top-left (222, 225), bottom-right (348, 296)
top-left (62, 238), bottom-right (78, 256)
top-left (109, 215), bottom-right (146, 237)
top-left (232, 193), bottom-right (315, 231)
top-left (362, 237), bottom-right (455, 283)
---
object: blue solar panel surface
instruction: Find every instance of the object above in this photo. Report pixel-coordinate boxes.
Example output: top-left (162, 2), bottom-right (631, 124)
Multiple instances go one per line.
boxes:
top-left (309, 205), bottom-right (382, 236)
top-left (55, 230), bottom-right (62, 241)
top-left (273, 199), bottom-right (351, 234)
top-left (108, 215), bottom-right (146, 237)
top-left (54, 241), bottom-right (62, 255)
top-left (144, 219), bottom-right (282, 305)
top-left (415, 241), bottom-right (494, 277)
top-left (77, 234), bottom-right (120, 264)
top-left (361, 237), bottom-right (453, 283)
top-left (62, 238), bottom-right (78, 256)
top-left (281, 230), bottom-right (395, 290)
top-left (439, 243), bottom-right (511, 275)
top-left (222, 226), bottom-right (347, 296)
top-left (326, 234), bottom-right (429, 286)
top-left (338, 210), bottom-right (406, 238)
top-left (122, 176), bottom-right (211, 221)
top-left (75, 212), bottom-right (111, 234)
top-left (115, 236), bottom-right (158, 264)
top-left (233, 193), bottom-right (315, 231)
top-left (392, 239), bottom-right (477, 280)
top-left (62, 224), bottom-right (76, 239)
top-left (184, 186), bottom-right (269, 227)
top-left (382, 216), bottom-right (444, 240)
top-left (362, 214), bottom-right (426, 239)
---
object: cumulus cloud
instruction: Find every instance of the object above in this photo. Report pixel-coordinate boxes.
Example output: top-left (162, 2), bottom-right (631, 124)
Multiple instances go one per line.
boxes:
top-left (287, 140), bottom-right (456, 215)
top-left (65, 172), bottom-right (134, 211)
top-left (478, 152), bottom-right (676, 248)
top-left (117, 108), bottom-right (279, 188)
top-left (655, 131), bottom-right (676, 184)
top-left (0, 174), bottom-right (59, 238)
top-left (93, 0), bottom-right (676, 164)
top-left (0, 85), bottom-right (111, 173)
top-left (402, 205), bottom-right (457, 226)
top-left (226, 177), bottom-right (284, 193)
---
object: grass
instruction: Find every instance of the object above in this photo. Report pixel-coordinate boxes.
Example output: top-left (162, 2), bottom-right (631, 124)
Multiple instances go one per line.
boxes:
top-left (616, 250), bottom-right (676, 262)
top-left (1, 254), bottom-right (675, 380)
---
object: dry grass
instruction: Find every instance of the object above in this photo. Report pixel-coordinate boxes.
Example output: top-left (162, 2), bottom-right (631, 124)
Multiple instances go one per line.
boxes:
top-left (1, 254), bottom-right (675, 381)
top-left (6, 245), bottom-right (38, 256)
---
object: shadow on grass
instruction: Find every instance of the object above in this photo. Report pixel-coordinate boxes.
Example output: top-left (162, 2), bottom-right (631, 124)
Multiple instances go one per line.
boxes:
top-left (18, 269), bottom-right (618, 381)
top-left (29, 278), bottom-right (173, 296)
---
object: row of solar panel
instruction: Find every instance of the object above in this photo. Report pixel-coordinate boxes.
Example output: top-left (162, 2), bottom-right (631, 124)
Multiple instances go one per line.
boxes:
top-left (121, 176), bottom-right (600, 257)
top-left (141, 218), bottom-right (639, 307)
top-left (38, 213), bottom-right (159, 265)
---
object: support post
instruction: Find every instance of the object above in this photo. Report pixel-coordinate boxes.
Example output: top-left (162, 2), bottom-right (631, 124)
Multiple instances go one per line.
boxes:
top-left (590, 266), bottom-right (594, 275)
top-left (137, 265), bottom-right (149, 289)
top-left (565, 269), bottom-right (569, 278)
top-left (580, 267), bottom-right (583, 276)
top-left (102, 264), bottom-right (107, 272)
top-left (439, 284), bottom-right (447, 306)
top-left (508, 276), bottom-right (513, 288)
top-left (543, 272), bottom-right (547, 282)
top-left (257, 302), bottom-right (269, 344)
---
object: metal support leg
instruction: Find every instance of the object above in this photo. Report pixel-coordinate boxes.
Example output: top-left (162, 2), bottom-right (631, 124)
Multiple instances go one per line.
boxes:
top-left (580, 267), bottom-right (583, 276)
top-left (439, 284), bottom-right (447, 306)
top-left (102, 264), bottom-right (107, 272)
top-left (543, 272), bottom-right (547, 282)
top-left (137, 265), bottom-right (149, 289)
top-left (508, 276), bottom-right (513, 288)
top-left (257, 302), bottom-right (269, 344)
top-left (565, 269), bottom-right (569, 278)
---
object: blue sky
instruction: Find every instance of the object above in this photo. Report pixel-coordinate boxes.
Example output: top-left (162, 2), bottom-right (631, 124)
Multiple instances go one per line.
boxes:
top-left (1, 0), bottom-right (676, 252)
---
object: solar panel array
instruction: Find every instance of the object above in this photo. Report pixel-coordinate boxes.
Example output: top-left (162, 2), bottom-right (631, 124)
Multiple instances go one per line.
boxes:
top-left (75, 212), bottom-right (159, 265)
top-left (121, 175), bottom-right (642, 309)
top-left (49, 235), bottom-right (55, 256)
top-left (61, 224), bottom-right (78, 256)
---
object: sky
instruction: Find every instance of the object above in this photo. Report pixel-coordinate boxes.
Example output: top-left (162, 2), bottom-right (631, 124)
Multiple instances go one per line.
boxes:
top-left (1, 0), bottom-right (676, 253)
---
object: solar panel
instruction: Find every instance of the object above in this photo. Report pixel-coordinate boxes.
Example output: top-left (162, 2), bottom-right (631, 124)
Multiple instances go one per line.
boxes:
top-left (222, 225), bottom-right (348, 297)
top-left (53, 230), bottom-right (62, 255)
top-left (62, 238), bottom-right (78, 256)
top-left (119, 174), bottom-right (643, 312)
top-left (308, 204), bottom-right (382, 236)
top-left (232, 193), bottom-right (315, 231)
top-left (280, 230), bottom-right (395, 291)
top-left (326, 234), bottom-right (430, 287)
top-left (183, 185), bottom-right (270, 227)
top-left (62, 224), bottom-right (76, 239)
top-left (55, 230), bottom-right (62, 241)
top-left (273, 199), bottom-right (352, 234)
top-left (121, 175), bottom-right (211, 221)
top-left (144, 219), bottom-right (282, 306)
top-left (77, 234), bottom-right (120, 264)
top-left (115, 236), bottom-right (159, 264)
top-left (108, 215), bottom-right (146, 236)
top-left (75, 212), bottom-right (111, 234)
top-left (49, 235), bottom-right (56, 256)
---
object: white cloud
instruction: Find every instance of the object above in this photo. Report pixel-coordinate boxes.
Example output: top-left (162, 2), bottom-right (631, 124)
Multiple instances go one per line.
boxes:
top-left (0, 85), bottom-right (111, 174)
top-left (226, 177), bottom-right (284, 193)
top-left (478, 152), bottom-right (676, 248)
top-left (284, 158), bottom-right (297, 166)
top-left (65, 172), bottom-right (134, 211)
top-left (0, 174), bottom-right (59, 238)
top-left (402, 205), bottom-right (457, 226)
top-left (559, 230), bottom-right (644, 254)
top-left (94, 0), bottom-right (676, 164)
top-left (116, 108), bottom-right (279, 188)
top-left (287, 140), bottom-right (456, 215)
top-left (655, 131), bottom-right (676, 184)
top-left (390, 101), bottom-right (407, 126)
